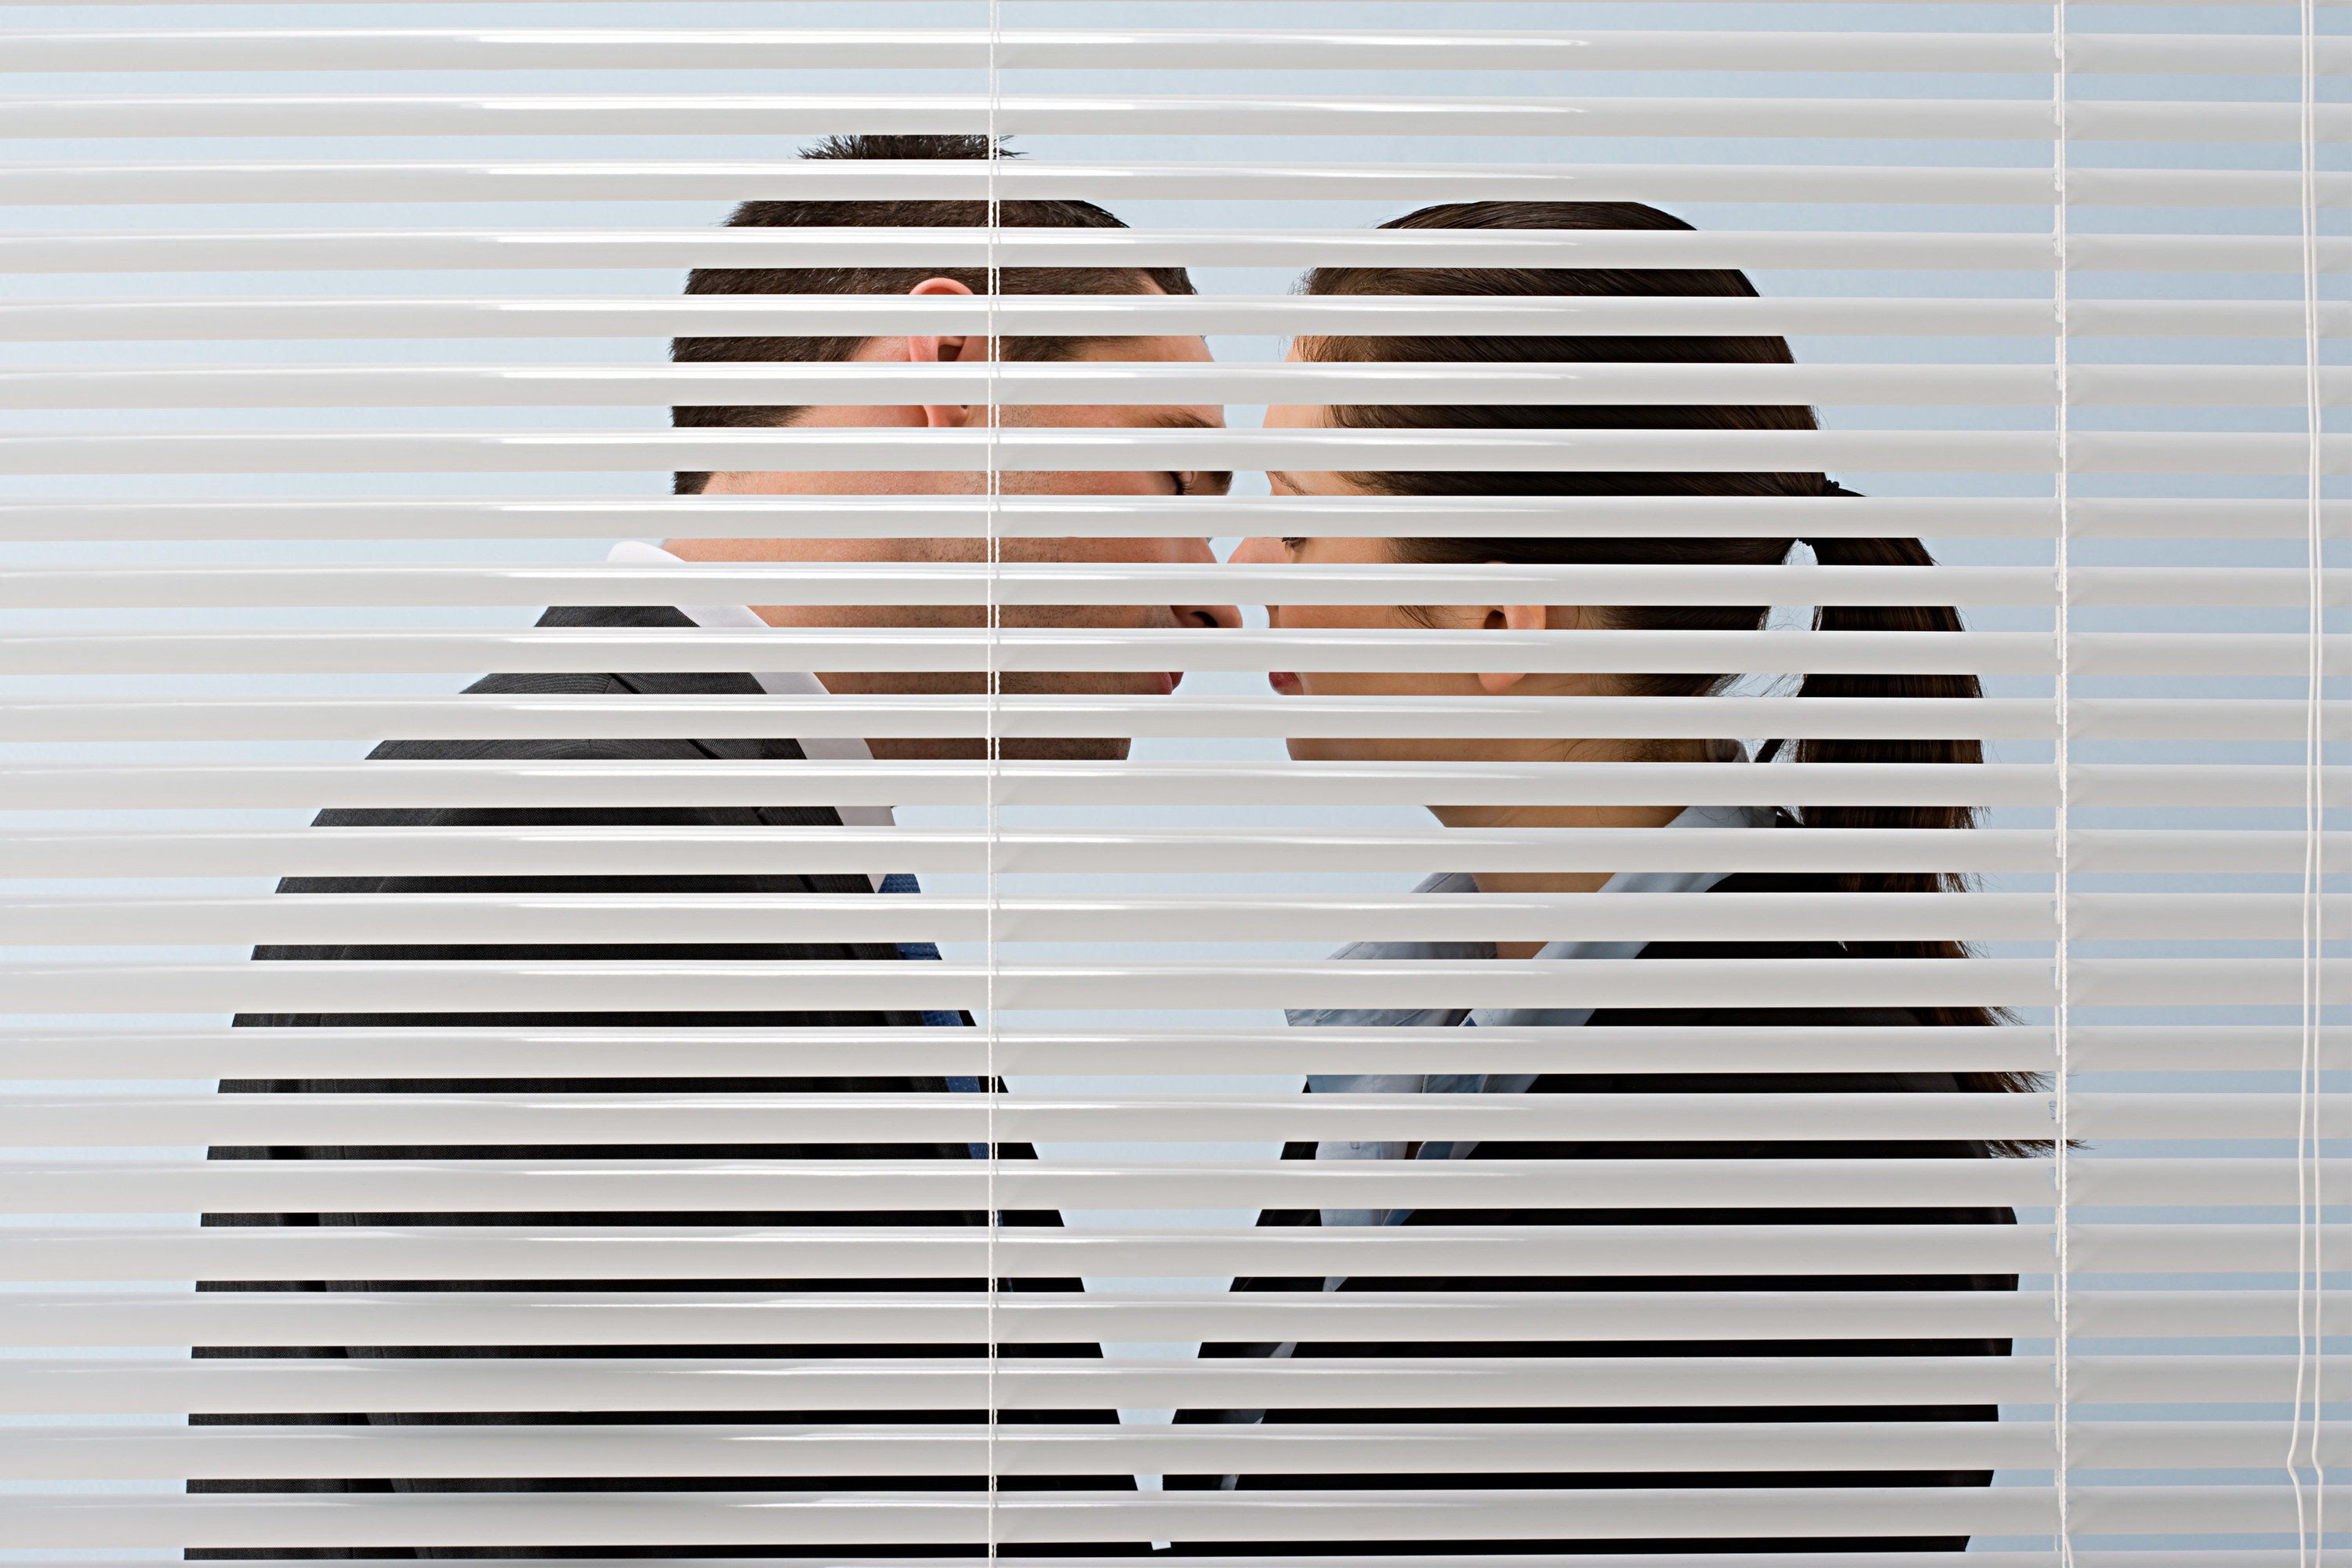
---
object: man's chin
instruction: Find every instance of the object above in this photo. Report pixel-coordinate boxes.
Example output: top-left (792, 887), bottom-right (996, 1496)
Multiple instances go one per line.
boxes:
top-left (853, 675), bottom-right (1163, 762)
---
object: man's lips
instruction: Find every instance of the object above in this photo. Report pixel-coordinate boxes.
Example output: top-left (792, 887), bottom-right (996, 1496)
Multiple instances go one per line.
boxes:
top-left (1269, 671), bottom-right (1301, 692)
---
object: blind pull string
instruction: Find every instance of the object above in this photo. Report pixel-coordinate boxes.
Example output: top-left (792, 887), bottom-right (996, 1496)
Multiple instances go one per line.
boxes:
top-left (2053, 4), bottom-right (2075, 1563)
top-left (2295, 0), bottom-right (2328, 1549)
top-left (984, 0), bottom-right (1004, 1550)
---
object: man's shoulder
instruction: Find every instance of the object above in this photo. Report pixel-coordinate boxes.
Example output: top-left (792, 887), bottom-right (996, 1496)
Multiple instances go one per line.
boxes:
top-left (535, 603), bottom-right (692, 631)
top-left (503, 602), bottom-right (771, 692)
top-left (367, 603), bottom-right (772, 763)
top-left (479, 602), bottom-right (766, 699)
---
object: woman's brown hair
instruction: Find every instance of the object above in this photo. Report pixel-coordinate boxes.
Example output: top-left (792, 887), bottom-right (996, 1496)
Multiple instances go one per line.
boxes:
top-left (1301, 198), bottom-right (2037, 1108)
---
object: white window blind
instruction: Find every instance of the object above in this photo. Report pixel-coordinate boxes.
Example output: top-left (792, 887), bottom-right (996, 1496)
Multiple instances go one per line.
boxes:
top-left (0, 0), bottom-right (2339, 1563)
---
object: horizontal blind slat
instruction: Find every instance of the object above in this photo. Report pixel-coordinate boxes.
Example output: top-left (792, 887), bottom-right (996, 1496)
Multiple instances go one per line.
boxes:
top-left (7, 761), bottom-right (2338, 811)
top-left (2, 228), bottom-right (2328, 274)
top-left (0, 1087), bottom-right (2106, 1144)
top-left (0, 1560), bottom-right (2173, 1568)
top-left (0, 760), bottom-right (2067, 811)
top-left (0, 0), bottom-right (2329, 6)
top-left (0, 1160), bottom-right (2048, 1212)
top-left (0, 1421), bottom-right (2098, 1480)
top-left (14, 560), bottom-right (2347, 611)
top-left (0, 1356), bottom-right (2277, 1409)
top-left (37, 1490), bottom-right (2352, 1549)
top-left (0, 1224), bottom-right (2101, 1285)
top-left (16, 1421), bottom-right (2352, 1477)
top-left (4, 293), bottom-right (2322, 338)
top-left (0, 1156), bottom-right (2087, 1213)
top-left (5, 29), bottom-right (2326, 76)
top-left (18, 696), bottom-right (2310, 742)
top-left (4, 559), bottom-right (2333, 612)
top-left (9, 160), bottom-right (2303, 208)
top-left (7, 890), bottom-right (2338, 946)
top-left (0, 1421), bottom-right (2086, 1479)
top-left (0, 826), bottom-right (2071, 877)
top-left (9, 94), bottom-right (2310, 143)
top-left (12, 627), bottom-right (2340, 677)
top-left (0, 1025), bottom-right (2066, 1079)
top-left (0, 957), bottom-right (2067, 1014)
top-left (0, 1486), bottom-right (2084, 1550)
top-left (24, 361), bottom-right (2331, 409)
top-left (0, 959), bottom-right (2241, 1011)
top-left (0, 1089), bottom-right (2288, 1139)
top-left (0, 560), bottom-right (2069, 608)
top-left (39, 825), bottom-right (2347, 876)
top-left (0, 1023), bottom-right (2309, 1073)
top-left (2, 429), bottom-right (2321, 476)
top-left (0, 693), bottom-right (2063, 742)
top-left (32, 700), bottom-right (2333, 742)
top-left (0, 1288), bottom-right (2258, 1345)
top-left (9, 1155), bottom-right (2314, 1211)
top-left (0, 626), bottom-right (2074, 677)
top-left (0, 495), bottom-right (2318, 542)
top-left (0, 1288), bottom-right (2307, 1345)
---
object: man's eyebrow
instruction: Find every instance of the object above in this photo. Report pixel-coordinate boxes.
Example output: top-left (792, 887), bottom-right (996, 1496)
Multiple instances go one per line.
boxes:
top-left (1129, 407), bottom-right (1230, 493)
top-left (1136, 408), bottom-right (1218, 431)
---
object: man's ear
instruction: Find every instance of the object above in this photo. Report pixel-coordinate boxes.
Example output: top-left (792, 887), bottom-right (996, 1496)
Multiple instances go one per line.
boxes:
top-left (1475, 601), bottom-right (1576, 695)
top-left (900, 277), bottom-right (984, 427)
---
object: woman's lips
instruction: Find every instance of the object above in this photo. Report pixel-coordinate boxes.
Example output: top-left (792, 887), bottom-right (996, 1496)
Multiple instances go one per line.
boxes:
top-left (1153, 671), bottom-right (1179, 696)
top-left (1269, 671), bottom-right (1301, 692)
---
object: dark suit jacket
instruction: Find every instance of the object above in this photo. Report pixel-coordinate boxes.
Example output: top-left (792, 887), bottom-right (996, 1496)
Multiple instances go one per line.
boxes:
top-left (1167, 872), bottom-right (2024, 1558)
top-left (194, 606), bottom-right (1128, 1560)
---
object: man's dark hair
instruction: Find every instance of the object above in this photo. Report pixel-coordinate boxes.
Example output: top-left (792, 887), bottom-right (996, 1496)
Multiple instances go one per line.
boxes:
top-left (670, 132), bottom-right (1194, 494)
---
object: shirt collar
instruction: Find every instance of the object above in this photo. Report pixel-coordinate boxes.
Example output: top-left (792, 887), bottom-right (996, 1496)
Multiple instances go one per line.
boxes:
top-left (1307, 795), bottom-right (1776, 1196)
top-left (1298, 798), bottom-right (1779, 1040)
top-left (607, 540), bottom-right (897, 847)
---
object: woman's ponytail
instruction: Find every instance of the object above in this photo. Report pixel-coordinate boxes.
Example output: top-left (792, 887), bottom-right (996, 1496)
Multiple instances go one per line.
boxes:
top-left (1777, 533), bottom-right (1983, 837)
top-left (1779, 533), bottom-right (2032, 1102)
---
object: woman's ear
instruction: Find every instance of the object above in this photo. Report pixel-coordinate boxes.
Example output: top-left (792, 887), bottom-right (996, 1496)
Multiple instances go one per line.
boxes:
top-left (1475, 603), bottom-right (1577, 695)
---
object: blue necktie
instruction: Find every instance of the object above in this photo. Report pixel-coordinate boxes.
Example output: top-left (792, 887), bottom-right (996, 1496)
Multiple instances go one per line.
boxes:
top-left (877, 871), bottom-right (985, 1158)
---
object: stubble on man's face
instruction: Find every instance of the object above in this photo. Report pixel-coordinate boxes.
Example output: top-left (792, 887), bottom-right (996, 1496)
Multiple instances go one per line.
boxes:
top-left (798, 536), bottom-right (1215, 762)
top-left (677, 335), bottom-right (1236, 760)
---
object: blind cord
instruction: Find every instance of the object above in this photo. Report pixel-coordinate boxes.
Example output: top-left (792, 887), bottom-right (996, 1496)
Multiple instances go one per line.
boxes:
top-left (2053, 5), bottom-right (2074, 1562)
top-left (2293, 0), bottom-right (2326, 1549)
top-left (984, 0), bottom-right (1004, 1552)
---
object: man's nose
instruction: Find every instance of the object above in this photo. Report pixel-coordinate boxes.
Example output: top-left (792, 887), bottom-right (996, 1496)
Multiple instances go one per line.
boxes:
top-left (1174, 602), bottom-right (1244, 630)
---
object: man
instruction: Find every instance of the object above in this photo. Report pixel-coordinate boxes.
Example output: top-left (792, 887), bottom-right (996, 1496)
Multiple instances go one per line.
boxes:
top-left (667, 130), bottom-right (1238, 729)
top-left (193, 132), bottom-right (1240, 1560)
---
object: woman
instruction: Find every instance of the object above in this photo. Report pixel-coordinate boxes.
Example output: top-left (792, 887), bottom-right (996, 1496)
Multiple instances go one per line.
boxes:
top-left (1168, 200), bottom-right (2038, 1557)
